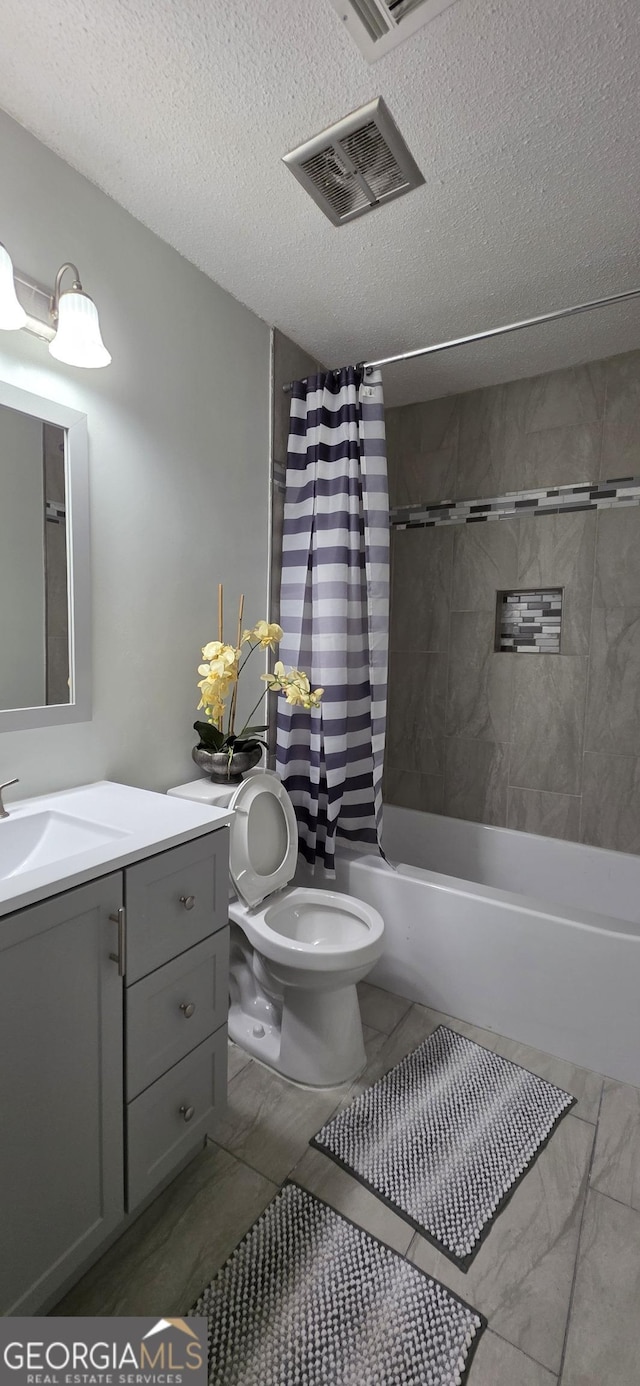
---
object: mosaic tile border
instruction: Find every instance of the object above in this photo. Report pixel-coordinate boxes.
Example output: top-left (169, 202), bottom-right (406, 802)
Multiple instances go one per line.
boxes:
top-left (45, 500), bottom-right (66, 524)
top-left (496, 589), bottom-right (562, 654)
top-left (391, 476), bottom-right (640, 528)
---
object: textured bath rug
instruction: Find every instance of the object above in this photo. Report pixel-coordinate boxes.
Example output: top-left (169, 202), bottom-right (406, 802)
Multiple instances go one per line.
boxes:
top-left (311, 1025), bottom-right (576, 1270)
top-left (191, 1182), bottom-right (485, 1386)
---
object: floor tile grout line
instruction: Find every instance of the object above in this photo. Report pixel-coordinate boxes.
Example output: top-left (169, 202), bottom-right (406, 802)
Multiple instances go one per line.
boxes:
top-left (569, 1106), bottom-right (599, 1127)
top-left (488, 1324), bottom-right (560, 1379)
top-left (586, 1184), bottom-right (640, 1216)
top-left (557, 1079), bottom-right (605, 1384)
top-left (404, 1232), bottom-right (559, 1375)
top-left (407, 1230), bottom-right (560, 1375)
top-left (213, 1129), bottom-right (337, 1191)
top-left (213, 1134), bottom-right (421, 1260)
top-left (405, 1230), bottom-right (420, 1263)
top-left (364, 999), bottom-right (414, 1044)
top-left (226, 1056), bottom-right (252, 1081)
top-left (207, 1136), bottom-right (281, 1191)
top-left (359, 984), bottom-right (414, 1037)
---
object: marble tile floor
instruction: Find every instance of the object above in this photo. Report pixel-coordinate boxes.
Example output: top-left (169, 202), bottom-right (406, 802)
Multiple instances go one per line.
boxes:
top-left (55, 983), bottom-right (640, 1385)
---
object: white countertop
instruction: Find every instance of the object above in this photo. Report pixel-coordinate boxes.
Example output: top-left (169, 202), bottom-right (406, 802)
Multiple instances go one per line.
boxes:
top-left (0, 780), bottom-right (232, 919)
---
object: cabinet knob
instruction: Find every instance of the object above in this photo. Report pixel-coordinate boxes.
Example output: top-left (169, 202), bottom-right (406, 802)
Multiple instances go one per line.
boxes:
top-left (179, 894), bottom-right (196, 911)
top-left (179, 1001), bottom-right (196, 1019)
top-left (179, 1104), bottom-right (195, 1122)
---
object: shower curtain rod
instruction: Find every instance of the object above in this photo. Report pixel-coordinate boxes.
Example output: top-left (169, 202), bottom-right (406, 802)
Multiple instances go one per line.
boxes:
top-left (282, 285), bottom-right (640, 391)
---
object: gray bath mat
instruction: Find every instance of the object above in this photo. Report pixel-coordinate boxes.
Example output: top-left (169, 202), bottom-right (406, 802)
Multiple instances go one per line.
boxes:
top-left (192, 1182), bottom-right (485, 1385)
top-left (311, 1025), bottom-right (576, 1270)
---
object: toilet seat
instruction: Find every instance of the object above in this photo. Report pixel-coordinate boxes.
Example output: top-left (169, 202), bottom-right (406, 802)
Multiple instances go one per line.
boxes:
top-left (228, 769), bottom-right (299, 908)
top-left (229, 886), bottom-right (384, 972)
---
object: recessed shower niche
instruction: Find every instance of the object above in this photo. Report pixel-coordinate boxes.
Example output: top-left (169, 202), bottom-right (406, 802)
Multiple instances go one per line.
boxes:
top-left (495, 588), bottom-right (563, 653)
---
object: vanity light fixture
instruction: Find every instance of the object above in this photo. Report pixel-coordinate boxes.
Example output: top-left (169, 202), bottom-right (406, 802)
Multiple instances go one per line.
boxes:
top-left (48, 263), bottom-right (111, 369)
top-left (0, 240), bottom-right (111, 368)
top-left (0, 243), bottom-right (27, 331)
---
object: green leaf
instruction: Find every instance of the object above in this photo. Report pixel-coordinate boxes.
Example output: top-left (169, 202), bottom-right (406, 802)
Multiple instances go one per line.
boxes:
top-left (193, 720), bottom-right (225, 751)
top-left (237, 723), bottom-right (268, 736)
top-left (233, 736), bottom-right (269, 753)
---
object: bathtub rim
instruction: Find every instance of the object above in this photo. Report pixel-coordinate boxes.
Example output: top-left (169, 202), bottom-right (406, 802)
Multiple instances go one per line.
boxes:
top-left (381, 801), bottom-right (632, 873)
top-left (332, 845), bottom-right (640, 944)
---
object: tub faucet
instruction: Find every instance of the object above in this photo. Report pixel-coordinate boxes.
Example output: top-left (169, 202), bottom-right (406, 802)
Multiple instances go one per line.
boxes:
top-left (0, 778), bottom-right (19, 819)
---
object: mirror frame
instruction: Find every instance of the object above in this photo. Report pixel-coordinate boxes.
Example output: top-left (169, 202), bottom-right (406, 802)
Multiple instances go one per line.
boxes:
top-left (0, 379), bottom-right (90, 731)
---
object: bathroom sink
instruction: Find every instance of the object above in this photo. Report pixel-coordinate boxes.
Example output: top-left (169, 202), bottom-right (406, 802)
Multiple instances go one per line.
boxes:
top-left (0, 810), bottom-right (127, 879)
top-left (0, 780), bottom-right (233, 918)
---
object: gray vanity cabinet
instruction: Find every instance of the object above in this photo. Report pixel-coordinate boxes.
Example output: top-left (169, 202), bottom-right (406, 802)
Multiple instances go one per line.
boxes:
top-left (0, 874), bottom-right (125, 1317)
top-left (0, 825), bottom-right (229, 1316)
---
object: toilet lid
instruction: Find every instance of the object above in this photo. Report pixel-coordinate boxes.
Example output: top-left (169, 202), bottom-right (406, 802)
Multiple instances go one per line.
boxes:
top-left (228, 770), bottom-right (299, 908)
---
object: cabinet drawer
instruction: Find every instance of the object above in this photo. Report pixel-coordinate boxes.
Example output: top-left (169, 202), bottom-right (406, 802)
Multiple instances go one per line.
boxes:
top-left (127, 1028), bottom-right (227, 1212)
top-left (125, 830), bottom-right (228, 983)
top-left (126, 929), bottom-right (229, 1099)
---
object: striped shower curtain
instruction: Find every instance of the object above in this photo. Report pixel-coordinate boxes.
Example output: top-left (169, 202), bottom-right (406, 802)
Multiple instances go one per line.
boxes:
top-left (276, 366), bottom-right (389, 872)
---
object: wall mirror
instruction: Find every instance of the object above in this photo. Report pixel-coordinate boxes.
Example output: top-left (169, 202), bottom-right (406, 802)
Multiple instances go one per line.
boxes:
top-left (0, 380), bottom-right (90, 730)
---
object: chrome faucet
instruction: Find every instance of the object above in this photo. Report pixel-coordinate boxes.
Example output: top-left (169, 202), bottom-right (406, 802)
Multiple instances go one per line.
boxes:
top-left (0, 778), bottom-right (19, 819)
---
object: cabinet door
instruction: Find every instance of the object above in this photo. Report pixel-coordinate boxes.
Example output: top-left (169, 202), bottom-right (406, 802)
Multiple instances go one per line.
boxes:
top-left (0, 875), bottom-right (125, 1315)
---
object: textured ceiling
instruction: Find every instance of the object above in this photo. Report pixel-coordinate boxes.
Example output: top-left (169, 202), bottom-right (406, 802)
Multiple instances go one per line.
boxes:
top-left (1, 0), bottom-right (639, 404)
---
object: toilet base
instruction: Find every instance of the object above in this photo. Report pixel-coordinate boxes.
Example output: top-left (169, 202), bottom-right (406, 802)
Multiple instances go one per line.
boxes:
top-left (228, 980), bottom-right (367, 1088)
top-left (228, 1003), bottom-right (282, 1072)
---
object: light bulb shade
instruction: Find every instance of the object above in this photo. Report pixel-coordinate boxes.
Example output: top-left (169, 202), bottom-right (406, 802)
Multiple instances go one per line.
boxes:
top-left (49, 288), bottom-right (111, 368)
top-left (0, 243), bottom-right (27, 330)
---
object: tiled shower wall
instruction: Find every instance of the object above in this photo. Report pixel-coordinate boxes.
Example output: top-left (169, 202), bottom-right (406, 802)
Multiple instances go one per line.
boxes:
top-left (384, 347), bottom-right (640, 852)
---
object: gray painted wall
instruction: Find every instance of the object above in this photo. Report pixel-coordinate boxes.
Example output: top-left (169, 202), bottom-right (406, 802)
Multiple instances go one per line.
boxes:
top-left (0, 109), bottom-right (270, 797)
top-left (385, 348), bottom-right (640, 853)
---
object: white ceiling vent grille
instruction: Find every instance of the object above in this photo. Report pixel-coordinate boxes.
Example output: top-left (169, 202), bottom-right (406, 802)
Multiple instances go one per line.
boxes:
top-left (283, 98), bottom-right (424, 226)
top-left (327, 0), bottom-right (461, 62)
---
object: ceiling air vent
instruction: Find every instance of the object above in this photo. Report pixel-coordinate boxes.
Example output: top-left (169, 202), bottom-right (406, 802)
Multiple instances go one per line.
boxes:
top-left (283, 97), bottom-right (424, 227)
top-left (326, 0), bottom-right (461, 62)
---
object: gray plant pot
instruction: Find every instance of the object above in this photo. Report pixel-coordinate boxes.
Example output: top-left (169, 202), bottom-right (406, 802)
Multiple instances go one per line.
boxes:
top-left (192, 744), bottom-right (262, 785)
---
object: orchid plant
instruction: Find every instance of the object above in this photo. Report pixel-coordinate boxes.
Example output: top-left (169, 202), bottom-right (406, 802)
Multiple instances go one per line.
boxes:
top-left (194, 591), bottom-right (323, 768)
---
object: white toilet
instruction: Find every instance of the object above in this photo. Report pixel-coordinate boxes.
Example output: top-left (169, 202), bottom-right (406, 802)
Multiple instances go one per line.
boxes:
top-left (168, 769), bottom-right (384, 1087)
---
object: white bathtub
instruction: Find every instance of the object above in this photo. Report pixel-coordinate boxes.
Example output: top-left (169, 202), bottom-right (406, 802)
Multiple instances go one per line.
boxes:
top-left (319, 807), bottom-right (640, 1087)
